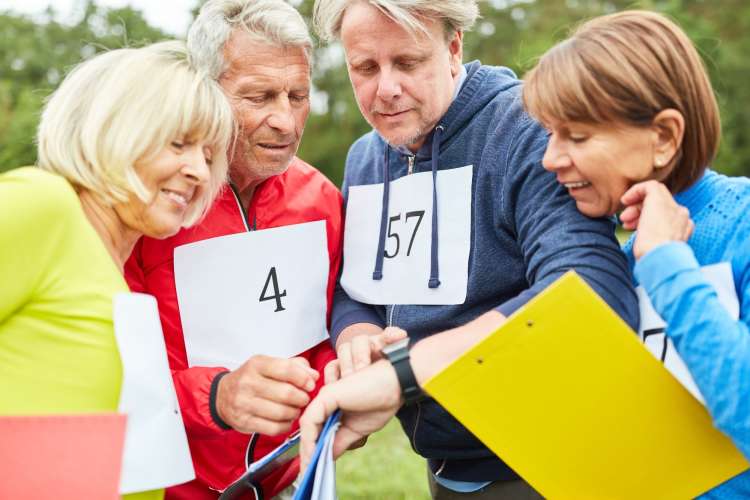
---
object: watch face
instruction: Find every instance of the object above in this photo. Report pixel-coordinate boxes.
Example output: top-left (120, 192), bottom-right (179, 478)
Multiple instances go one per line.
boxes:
top-left (382, 337), bottom-right (410, 356)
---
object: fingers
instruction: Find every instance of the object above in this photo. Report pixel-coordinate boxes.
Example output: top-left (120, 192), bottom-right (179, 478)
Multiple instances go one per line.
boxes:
top-left (254, 377), bottom-right (311, 408)
top-left (370, 327), bottom-right (408, 352)
top-left (299, 386), bottom-right (338, 473)
top-left (324, 360), bottom-right (341, 385)
top-left (351, 334), bottom-right (373, 371)
top-left (337, 341), bottom-right (354, 378)
top-left (255, 355), bottom-right (318, 392)
top-left (618, 204), bottom-right (641, 231)
top-left (332, 425), bottom-right (369, 460)
top-left (620, 180), bottom-right (659, 206)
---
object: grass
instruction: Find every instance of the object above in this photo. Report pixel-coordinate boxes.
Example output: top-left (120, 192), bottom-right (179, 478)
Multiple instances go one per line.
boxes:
top-left (336, 418), bottom-right (431, 499)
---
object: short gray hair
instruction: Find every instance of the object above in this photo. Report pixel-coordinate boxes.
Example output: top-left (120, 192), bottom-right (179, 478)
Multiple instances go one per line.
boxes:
top-left (313, 0), bottom-right (479, 43)
top-left (188, 0), bottom-right (313, 80)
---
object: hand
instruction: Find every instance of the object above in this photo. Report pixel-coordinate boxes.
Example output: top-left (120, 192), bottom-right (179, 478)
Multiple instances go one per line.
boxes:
top-left (216, 355), bottom-right (319, 435)
top-left (299, 359), bottom-right (402, 473)
top-left (326, 326), bottom-right (407, 383)
top-left (619, 180), bottom-right (694, 260)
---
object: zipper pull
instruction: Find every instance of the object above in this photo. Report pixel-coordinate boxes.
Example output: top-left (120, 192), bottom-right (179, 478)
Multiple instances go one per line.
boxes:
top-left (407, 155), bottom-right (415, 175)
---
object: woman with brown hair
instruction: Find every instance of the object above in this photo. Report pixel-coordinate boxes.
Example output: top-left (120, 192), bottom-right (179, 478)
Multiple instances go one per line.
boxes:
top-left (523, 10), bottom-right (750, 497)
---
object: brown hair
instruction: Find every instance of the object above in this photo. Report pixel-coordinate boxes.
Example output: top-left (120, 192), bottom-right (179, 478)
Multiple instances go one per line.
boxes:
top-left (523, 10), bottom-right (720, 193)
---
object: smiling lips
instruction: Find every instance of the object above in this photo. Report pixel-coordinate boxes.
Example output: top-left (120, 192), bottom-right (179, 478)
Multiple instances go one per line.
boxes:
top-left (258, 142), bottom-right (293, 150)
top-left (562, 180), bottom-right (592, 190)
top-left (161, 188), bottom-right (192, 208)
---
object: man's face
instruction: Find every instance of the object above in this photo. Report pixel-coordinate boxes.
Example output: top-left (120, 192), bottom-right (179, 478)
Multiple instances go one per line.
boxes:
top-left (340, 3), bottom-right (462, 152)
top-left (219, 30), bottom-right (310, 185)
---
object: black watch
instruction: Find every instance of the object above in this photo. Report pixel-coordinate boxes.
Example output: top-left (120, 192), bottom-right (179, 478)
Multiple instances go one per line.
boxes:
top-left (380, 337), bottom-right (424, 406)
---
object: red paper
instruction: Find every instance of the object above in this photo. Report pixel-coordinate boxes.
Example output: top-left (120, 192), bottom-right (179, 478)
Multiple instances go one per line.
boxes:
top-left (0, 413), bottom-right (126, 499)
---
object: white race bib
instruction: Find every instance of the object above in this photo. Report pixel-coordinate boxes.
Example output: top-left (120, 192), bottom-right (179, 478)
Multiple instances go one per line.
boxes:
top-left (637, 262), bottom-right (739, 405)
top-left (113, 293), bottom-right (194, 494)
top-left (174, 220), bottom-right (330, 370)
top-left (341, 165), bottom-right (472, 305)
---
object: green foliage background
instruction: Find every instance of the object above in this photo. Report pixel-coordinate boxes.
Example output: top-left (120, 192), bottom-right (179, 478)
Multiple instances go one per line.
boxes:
top-left (1, 0), bottom-right (749, 186)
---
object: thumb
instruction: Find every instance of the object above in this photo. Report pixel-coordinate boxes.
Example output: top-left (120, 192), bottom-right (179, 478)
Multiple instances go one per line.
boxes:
top-left (383, 327), bottom-right (408, 344)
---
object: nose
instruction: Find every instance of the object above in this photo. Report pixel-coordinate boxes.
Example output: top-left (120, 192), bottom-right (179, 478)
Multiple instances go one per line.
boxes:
top-left (182, 146), bottom-right (211, 185)
top-left (376, 67), bottom-right (402, 101)
top-left (266, 96), bottom-right (296, 136)
top-left (542, 134), bottom-right (571, 172)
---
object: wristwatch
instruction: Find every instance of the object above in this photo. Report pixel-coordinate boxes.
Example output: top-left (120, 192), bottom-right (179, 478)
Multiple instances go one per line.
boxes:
top-left (380, 337), bottom-right (424, 406)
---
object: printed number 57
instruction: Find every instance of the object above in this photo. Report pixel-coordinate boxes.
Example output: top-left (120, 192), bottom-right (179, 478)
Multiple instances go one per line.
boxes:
top-left (384, 210), bottom-right (425, 259)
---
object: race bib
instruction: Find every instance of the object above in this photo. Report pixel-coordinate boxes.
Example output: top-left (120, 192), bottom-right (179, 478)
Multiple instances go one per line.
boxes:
top-left (113, 293), bottom-right (194, 494)
top-left (637, 262), bottom-right (739, 404)
top-left (341, 165), bottom-right (472, 305)
top-left (174, 220), bottom-right (329, 370)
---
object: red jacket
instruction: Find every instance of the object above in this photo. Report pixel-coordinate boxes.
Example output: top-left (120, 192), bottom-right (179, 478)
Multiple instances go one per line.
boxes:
top-left (125, 158), bottom-right (341, 499)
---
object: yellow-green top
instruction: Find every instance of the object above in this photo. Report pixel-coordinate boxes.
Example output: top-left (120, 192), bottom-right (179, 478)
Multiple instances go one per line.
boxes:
top-left (0, 167), bottom-right (163, 500)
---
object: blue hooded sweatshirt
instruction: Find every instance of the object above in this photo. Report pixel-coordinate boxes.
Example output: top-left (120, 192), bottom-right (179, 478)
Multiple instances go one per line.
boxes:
top-left (332, 61), bottom-right (640, 482)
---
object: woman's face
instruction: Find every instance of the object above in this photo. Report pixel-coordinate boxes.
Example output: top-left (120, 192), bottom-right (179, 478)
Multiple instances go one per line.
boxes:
top-left (542, 121), bottom-right (660, 217)
top-left (116, 139), bottom-right (214, 239)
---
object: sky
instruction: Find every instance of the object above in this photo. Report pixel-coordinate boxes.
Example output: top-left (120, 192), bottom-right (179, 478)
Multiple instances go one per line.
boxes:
top-left (0, 0), bottom-right (196, 35)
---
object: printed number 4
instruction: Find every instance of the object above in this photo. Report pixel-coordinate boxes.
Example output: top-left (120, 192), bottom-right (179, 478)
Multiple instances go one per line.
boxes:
top-left (385, 210), bottom-right (425, 259)
top-left (259, 266), bottom-right (286, 312)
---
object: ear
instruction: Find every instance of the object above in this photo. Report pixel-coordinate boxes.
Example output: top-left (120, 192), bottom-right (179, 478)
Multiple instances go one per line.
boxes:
top-left (448, 30), bottom-right (463, 77)
top-left (651, 109), bottom-right (685, 169)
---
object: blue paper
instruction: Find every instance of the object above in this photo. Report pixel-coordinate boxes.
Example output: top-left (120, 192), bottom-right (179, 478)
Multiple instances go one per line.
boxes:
top-left (293, 411), bottom-right (341, 500)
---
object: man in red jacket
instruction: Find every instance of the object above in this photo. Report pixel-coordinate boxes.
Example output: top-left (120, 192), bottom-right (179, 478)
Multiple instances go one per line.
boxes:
top-left (125, 1), bottom-right (340, 498)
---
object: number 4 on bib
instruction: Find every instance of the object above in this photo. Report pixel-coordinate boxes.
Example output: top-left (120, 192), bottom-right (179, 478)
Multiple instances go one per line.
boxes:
top-left (259, 267), bottom-right (287, 312)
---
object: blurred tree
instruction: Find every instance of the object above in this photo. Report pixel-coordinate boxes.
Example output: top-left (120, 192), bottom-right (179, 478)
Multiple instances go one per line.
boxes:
top-left (1, 0), bottom-right (748, 184)
top-left (0, 1), bottom-right (168, 172)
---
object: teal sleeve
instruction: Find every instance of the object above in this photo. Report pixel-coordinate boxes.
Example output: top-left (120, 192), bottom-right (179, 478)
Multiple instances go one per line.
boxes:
top-left (635, 241), bottom-right (750, 458)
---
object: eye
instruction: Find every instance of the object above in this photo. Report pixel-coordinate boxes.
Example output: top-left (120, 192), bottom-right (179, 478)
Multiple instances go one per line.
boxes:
top-left (397, 60), bottom-right (418, 71)
top-left (171, 140), bottom-right (185, 150)
top-left (570, 135), bottom-right (589, 144)
top-left (353, 63), bottom-right (377, 75)
top-left (290, 93), bottom-right (309, 103)
top-left (244, 95), bottom-right (267, 104)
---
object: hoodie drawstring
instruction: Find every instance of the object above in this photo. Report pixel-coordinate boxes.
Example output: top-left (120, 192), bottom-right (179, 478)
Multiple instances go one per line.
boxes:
top-left (371, 127), bottom-right (443, 289)
top-left (372, 146), bottom-right (390, 281)
top-left (428, 125), bottom-right (443, 288)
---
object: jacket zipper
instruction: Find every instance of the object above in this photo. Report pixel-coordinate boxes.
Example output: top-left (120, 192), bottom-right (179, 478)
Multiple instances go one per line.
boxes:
top-left (228, 182), bottom-right (252, 232)
top-left (407, 154), bottom-right (415, 175)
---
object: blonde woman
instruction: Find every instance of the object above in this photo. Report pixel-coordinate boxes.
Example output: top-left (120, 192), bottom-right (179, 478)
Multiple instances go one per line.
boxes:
top-left (0, 41), bottom-right (233, 499)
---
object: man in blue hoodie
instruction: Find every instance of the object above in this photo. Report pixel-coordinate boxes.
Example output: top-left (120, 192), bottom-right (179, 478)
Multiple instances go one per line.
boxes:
top-left (311, 1), bottom-right (640, 498)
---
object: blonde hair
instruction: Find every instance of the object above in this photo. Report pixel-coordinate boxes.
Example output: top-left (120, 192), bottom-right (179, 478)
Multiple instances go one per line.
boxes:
top-left (313, 0), bottom-right (479, 43)
top-left (523, 10), bottom-right (721, 193)
top-left (37, 40), bottom-right (234, 226)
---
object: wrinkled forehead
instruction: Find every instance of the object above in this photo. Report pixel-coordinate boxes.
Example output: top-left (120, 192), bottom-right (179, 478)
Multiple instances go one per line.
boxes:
top-left (222, 29), bottom-right (311, 74)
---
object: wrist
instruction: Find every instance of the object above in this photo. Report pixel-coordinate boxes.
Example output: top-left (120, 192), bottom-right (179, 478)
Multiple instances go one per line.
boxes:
top-left (380, 337), bottom-right (424, 406)
top-left (210, 371), bottom-right (232, 430)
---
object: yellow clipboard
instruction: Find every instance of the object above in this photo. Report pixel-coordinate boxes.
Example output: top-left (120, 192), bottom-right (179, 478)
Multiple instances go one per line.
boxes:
top-left (423, 271), bottom-right (748, 499)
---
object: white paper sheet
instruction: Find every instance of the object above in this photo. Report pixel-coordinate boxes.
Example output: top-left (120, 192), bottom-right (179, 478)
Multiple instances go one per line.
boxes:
top-left (310, 420), bottom-right (339, 500)
top-left (637, 262), bottom-right (739, 404)
top-left (341, 165), bottom-right (473, 305)
top-left (174, 220), bottom-right (330, 370)
top-left (113, 293), bottom-right (194, 494)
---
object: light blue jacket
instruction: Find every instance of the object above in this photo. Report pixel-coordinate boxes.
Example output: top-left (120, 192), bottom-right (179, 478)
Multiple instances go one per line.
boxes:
top-left (624, 170), bottom-right (750, 498)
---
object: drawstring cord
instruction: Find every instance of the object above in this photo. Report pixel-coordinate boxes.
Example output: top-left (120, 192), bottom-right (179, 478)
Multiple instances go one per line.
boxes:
top-left (372, 146), bottom-right (390, 281)
top-left (371, 127), bottom-right (443, 289)
top-left (428, 125), bottom-right (443, 288)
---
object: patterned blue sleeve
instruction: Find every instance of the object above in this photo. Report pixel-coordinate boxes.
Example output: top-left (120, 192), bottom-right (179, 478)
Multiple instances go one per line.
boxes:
top-left (635, 241), bottom-right (750, 458)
